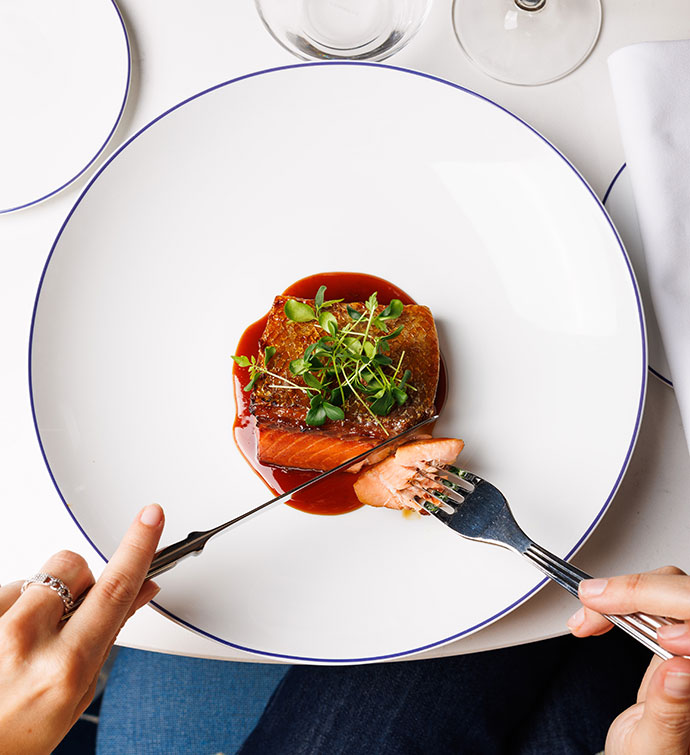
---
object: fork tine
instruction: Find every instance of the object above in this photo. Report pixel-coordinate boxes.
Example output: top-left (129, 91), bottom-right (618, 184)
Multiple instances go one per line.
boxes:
top-left (415, 467), bottom-right (466, 502)
top-left (441, 466), bottom-right (483, 488)
top-left (434, 466), bottom-right (476, 493)
top-left (409, 480), bottom-right (464, 514)
top-left (408, 483), bottom-right (455, 515)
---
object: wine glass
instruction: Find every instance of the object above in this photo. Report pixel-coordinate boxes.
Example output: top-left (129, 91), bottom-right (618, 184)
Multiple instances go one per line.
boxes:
top-left (452, 0), bottom-right (602, 86)
top-left (255, 0), bottom-right (432, 62)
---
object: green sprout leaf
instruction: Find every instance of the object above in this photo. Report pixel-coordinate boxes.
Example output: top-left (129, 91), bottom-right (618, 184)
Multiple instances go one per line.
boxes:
top-left (303, 372), bottom-right (322, 390)
top-left (318, 311), bottom-right (338, 336)
top-left (370, 393), bottom-right (395, 416)
top-left (391, 386), bottom-right (407, 405)
top-left (380, 325), bottom-right (404, 341)
top-left (323, 402), bottom-right (345, 421)
top-left (329, 386), bottom-right (349, 405)
top-left (232, 355), bottom-right (251, 367)
top-left (379, 299), bottom-right (403, 320)
top-left (305, 405), bottom-right (326, 425)
top-left (264, 346), bottom-right (276, 366)
top-left (314, 337), bottom-right (333, 354)
top-left (314, 285), bottom-right (326, 310)
top-left (284, 299), bottom-right (316, 322)
top-left (347, 305), bottom-right (364, 322)
top-left (305, 394), bottom-right (326, 426)
top-left (289, 358), bottom-right (311, 376)
top-left (343, 337), bottom-right (362, 355)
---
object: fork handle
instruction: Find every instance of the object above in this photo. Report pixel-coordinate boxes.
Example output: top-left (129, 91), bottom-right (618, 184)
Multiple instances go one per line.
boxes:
top-left (523, 543), bottom-right (685, 661)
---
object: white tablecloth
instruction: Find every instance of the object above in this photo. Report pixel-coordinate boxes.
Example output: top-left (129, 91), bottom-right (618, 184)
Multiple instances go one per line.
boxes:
top-left (2, 0), bottom-right (690, 662)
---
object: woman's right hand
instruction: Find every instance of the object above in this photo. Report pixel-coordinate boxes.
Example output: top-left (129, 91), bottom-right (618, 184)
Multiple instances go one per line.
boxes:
top-left (568, 566), bottom-right (690, 755)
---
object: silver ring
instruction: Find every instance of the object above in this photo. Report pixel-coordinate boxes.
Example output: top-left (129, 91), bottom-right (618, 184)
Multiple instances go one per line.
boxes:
top-left (21, 572), bottom-right (74, 611)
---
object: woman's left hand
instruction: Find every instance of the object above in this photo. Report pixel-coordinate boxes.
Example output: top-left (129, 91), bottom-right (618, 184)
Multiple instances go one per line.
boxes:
top-left (0, 504), bottom-right (164, 754)
top-left (568, 566), bottom-right (690, 755)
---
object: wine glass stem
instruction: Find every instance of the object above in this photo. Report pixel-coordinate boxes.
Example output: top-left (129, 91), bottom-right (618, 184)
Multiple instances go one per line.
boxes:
top-left (515, 0), bottom-right (546, 10)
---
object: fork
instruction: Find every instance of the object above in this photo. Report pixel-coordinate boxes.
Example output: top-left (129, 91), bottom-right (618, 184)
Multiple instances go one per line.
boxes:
top-left (412, 465), bottom-right (685, 660)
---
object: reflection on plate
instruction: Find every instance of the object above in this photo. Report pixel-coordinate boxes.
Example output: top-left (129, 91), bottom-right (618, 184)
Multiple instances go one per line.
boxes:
top-left (0, 0), bottom-right (130, 213)
top-left (30, 63), bottom-right (645, 663)
top-left (603, 164), bottom-right (672, 386)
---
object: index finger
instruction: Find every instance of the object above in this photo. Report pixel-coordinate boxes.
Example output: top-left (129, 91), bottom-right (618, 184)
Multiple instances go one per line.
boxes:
top-left (578, 569), bottom-right (690, 619)
top-left (64, 504), bottom-right (164, 658)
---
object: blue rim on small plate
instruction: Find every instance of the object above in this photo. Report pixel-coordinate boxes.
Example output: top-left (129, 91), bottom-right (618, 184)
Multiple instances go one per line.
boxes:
top-left (0, 0), bottom-right (131, 215)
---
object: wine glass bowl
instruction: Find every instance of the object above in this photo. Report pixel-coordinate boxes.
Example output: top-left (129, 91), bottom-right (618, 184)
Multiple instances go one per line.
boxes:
top-left (255, 0), bottom-right (432, 62)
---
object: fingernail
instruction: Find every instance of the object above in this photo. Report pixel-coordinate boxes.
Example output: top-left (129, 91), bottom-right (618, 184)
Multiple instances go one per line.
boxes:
top-left (665, 671), bottom-right (690, 698)
top-left (579, 578), bottom-right (607, 597)
top-left (139, 504), bottom-right (163, 527)
top-left (567, 607), bottom-right (585, 630)
top-left (658, 624), bottom-right (689, 641)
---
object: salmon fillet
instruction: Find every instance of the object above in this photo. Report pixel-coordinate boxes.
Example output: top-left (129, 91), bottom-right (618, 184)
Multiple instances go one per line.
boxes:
top-left (252, 296), bottom-right (440, 471)
top-left (354, 438), bottom-right (464, 512)
top-left (257, 428), bottom-right (377, 472)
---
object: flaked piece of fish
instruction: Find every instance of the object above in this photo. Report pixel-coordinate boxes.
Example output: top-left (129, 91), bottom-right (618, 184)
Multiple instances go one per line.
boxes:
top-left (353, 437), bottom-right (464, 512)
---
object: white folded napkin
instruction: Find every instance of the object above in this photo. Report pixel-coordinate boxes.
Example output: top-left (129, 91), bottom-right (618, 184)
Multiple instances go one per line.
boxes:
top-left (608, 40), bottom-right (690, 452)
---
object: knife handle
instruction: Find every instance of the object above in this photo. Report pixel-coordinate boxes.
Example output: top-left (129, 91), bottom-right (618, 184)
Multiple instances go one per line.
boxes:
top-left (59, 530), bottom-right (209, 622)
top-left (146, 530), bottom-right (209, 579)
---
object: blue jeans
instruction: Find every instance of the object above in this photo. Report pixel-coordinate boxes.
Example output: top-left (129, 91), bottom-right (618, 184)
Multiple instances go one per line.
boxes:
top-left (97, 632), bottom-right (649, 754)
top-left (96, 650), bottom-right (288, 754)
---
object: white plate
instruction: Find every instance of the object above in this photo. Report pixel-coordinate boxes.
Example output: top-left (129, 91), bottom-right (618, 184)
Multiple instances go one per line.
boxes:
top-left (603, 164), bottom-right (672, 386)
top-left (30, 63), bottom-right (645, 663)
top-left (0, 0), bottom-right (130, 213)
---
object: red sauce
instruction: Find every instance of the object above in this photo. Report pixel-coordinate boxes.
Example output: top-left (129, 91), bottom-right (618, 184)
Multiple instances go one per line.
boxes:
top-left (232, 272), bottom-right (447, 516)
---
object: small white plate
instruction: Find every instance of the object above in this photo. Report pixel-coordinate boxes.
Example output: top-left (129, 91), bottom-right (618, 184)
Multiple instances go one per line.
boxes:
top-left (603, 164), bottom-right (672, 386)
top-left (0, 0), bottom-right (130, 213)
top-left (30, 63), bottom-right (645, 663)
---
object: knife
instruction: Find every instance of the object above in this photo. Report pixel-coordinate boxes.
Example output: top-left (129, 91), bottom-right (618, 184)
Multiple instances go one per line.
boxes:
top-left (61, 414), bottom-right (439, 619)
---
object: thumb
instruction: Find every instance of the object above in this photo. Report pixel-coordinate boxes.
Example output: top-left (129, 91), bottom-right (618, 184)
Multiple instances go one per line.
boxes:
top-left (633, 657), bottom-right (690, 754)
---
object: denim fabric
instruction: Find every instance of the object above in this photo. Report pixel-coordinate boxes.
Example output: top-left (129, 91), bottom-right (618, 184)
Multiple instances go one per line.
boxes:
top-left (96, 648), bottom-right (289, 755)
top-left (98, 631), bottom-right (649, 755)
top-left (241, 632), bottom-right (650, 755)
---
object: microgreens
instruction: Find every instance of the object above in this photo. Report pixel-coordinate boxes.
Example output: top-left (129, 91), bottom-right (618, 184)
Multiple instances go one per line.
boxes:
top-left (232, 286), bottom-right (412, 431)
top-left (283, 285), bottom-right (343, 324)
top-left (231, 347), bottom-right (303, 393)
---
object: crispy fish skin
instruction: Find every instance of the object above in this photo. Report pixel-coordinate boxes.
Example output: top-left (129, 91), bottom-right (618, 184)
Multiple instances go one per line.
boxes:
top-left (252, 296), bottom-right (440, 471)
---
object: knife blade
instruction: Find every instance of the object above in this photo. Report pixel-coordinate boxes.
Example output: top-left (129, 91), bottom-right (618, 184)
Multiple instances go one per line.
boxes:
top-left (61, 413), bottom-right (439, 619)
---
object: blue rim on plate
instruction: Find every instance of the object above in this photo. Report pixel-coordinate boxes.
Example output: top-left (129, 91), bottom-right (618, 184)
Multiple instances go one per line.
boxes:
top-left (28, 62), bottom-right (647, 663)
top-left (0, 0), bottom-right (131, 215)
top-left (603, 162), bottom-right (672, 388)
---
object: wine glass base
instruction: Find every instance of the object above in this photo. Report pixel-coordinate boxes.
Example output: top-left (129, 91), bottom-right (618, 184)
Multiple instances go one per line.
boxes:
top-left (453, 0), bottom-right (602, 86)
